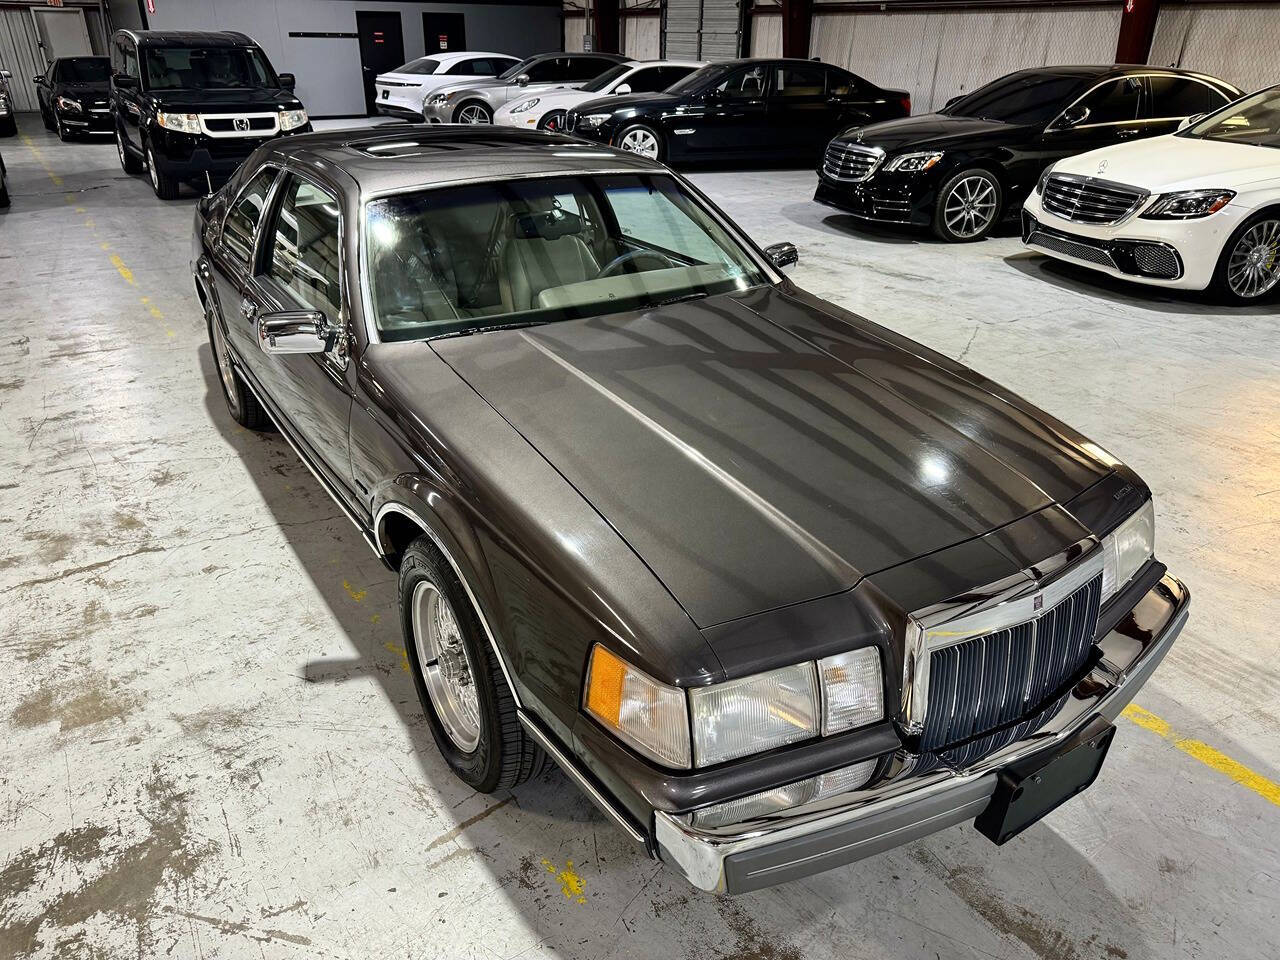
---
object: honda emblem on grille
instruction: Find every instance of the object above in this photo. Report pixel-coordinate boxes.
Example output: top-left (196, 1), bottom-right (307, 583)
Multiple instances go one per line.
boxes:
top-left (1033, 593), bottom-right (1044, 612)
top-left (234, 117), bottom-right (250, 132)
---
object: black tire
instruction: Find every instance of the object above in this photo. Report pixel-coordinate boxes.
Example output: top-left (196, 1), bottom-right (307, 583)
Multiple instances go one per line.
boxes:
top-left (146, 141), bottom-right (180, 200)
top-left (538, 110), bottom-right (566, 132)
top-left (206, 306), bottom-right (271, 430)
top-left (932, 167), bottom-right (1003, 243)
top-left (0, 115), bottom-right (15, 138)
top-left (116, 126), bottom-right (143, 174)
top-left (399, 537), bottom-right (546, 793)
top-left (452, 100), bottom-right (492, 125)
top-left (1208, 210), bottom-right (1280, 306)
top-left (615, 123), bottom-right (663, 161)
top-left (41, 103), bottom-right (55, 131)
top-left (0, 179), bottom-right (9, 209)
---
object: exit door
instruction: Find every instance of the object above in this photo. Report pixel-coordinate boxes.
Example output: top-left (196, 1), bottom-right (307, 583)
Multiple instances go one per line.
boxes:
top-left (356, 11), bottom-right (405, 116)
top-left (422, 13), bottom-right (466, 55)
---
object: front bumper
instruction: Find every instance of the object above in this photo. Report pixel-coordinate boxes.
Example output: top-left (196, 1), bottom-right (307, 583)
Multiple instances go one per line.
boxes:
top-left (375, 102), bottom-right (423, 121)
top-left (814, 171), bottom-right (937, 227)
top-left (655, 570), bottom-right (1189, 893)
top-left (150, 125), bottom-right (311, 182)
top-left (1021, 190), bottom-right (1237, 291)
top-left (58, 107), bottom-right (113, 133)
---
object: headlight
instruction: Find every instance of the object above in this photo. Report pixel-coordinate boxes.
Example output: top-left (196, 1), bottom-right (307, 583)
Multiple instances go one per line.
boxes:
top-left (818, 647), bottom-right (884, 735)
top-left (578, 113), bottom-right (611, 130)
top-left (1140, 190), bottom-right (1235, 220)
top-left (156, 112), bottom-right (200, 134)
top-left (689, 662), bottom-right (818, 766)
top-left (279, 109), bottom-right (308, 131)
top-left (1035, 163), bottom-right (1056, 196)
top-left (689, 758), bottom-right (879, 828)
top-left (584, 645), bottom-right (690, 768)
top-left (509, 98), bottom-right (540, 114)
top-left (427, 93), bottom-right (451, 106)
top-left (1100, 499), bottom-right (1155, 604)
top-left (55, 96), bottom-right (83, 113)
top-left (884, 151), bottom-right (943, 173)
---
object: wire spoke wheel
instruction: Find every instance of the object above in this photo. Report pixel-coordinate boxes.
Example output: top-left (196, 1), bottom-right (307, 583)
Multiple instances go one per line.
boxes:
top-left (620, 128), bottom-right (659, 159)
top-left (412, 581), bottom-right (482, 753)
top-left (944, 176), bottom-right (998, 238)
top-left (209, 315), bottom-right (238, 406)
top-left (147, 147), bottom-right (159, 191)
top-left (1226, 219), bottom-right (1280, 300)
top-left (457, 104), bottom-right (490, 124)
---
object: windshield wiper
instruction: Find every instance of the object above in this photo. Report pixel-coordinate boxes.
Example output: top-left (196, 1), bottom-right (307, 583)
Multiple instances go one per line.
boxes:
top-left (430, 319), bottom-right (552, 340)
top-left (651, 291), bottom-right (710, 308)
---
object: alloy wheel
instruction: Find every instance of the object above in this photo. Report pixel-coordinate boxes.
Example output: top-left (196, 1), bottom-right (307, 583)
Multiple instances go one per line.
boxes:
top-left (411, 580), bottom-right (482, 752)
top-left (147, 146), bottom-right (159, 191)
top-left (457, 104), bottom-right (490, 124)
top-left (116, 132), bottom-right (127, 169)
top-left (209, 314), bottom-right (238, 407)
top-left (619, 128), bottom-right (658, 159)
top-left (943, 175), bottom-right (998, 239)
top-left (1226, 219), bottom-right (1280, 300)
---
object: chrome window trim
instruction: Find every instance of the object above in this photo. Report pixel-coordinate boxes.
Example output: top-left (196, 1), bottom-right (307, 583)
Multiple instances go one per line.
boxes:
top-left (1046, 72), bottom-right (1234, 132)
top-left (900, 538), bottom-right (1103, 736)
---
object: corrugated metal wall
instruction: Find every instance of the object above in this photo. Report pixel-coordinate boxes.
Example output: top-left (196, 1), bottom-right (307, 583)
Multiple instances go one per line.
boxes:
top-left (1150, 3), bottom-right (1280, 96)
top-left (564, 17), bottom-right (586, 51)
top-left (623, 16), bottom-right (661, 59)
top-left (0, 6), bottom-right (44, 112)
top-left (810, 5), bottom-right (1121, 113)
top-left (665, 0), bottom-right (702, 56)
top-left (664, 0), bottom-right (742, 59)
top-left (750, 12), bottom-right (781, 57)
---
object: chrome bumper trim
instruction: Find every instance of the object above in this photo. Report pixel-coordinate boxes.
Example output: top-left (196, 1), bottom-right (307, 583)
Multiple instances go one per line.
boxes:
top-left (656, 575), bottom-right (1189, 893)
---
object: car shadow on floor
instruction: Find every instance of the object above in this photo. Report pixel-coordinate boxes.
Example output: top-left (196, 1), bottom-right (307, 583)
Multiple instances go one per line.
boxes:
top-left (194, 344), bottom-right (1168, 959)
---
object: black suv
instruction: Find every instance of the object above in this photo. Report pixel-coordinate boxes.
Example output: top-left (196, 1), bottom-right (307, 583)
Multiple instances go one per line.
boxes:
top-left (110, 30), bottom-right (312, 200)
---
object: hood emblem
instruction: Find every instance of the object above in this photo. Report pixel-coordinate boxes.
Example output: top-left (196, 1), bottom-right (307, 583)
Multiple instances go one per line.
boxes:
top-left (1033, 593), bottom-right (1044, 612)
top-left (234, 117), bottom-right (250, 132)
top-left (1096, 159), bottom-right (1108, 176)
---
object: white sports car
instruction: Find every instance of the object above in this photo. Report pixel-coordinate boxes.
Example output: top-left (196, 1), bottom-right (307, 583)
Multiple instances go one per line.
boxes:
top-left (1022, 84), bottom-right (1280, 304)
top-left (494, 59), bottom-right (703, 132)
top-left (374, 52), bottom-right (520, 120)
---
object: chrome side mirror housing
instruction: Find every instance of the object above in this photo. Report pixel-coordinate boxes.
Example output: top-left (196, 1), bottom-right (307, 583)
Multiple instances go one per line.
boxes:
top-left (764, 241), bottom-right (799, 275)
top-left (515, 73), bottom-right (531, 87)
top-left (258, 310), bottom-right (337, 355)
top-left (1178, 112), bottom-right (1205, 132)
top-left (614, 83), bottom-right (631, 96)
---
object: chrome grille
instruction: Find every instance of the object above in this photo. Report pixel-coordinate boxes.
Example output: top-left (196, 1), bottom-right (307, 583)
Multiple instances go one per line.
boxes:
top-left (1132, 243), bottom-right (1181, 279)
top-left (822, 142), bottom-right (881, 183)
top-left (563, 111), bottom-right (579, 133)
top-left (1041, 175), bottom-right (1148, 225)
top-left (920, 572), bottom-right (1103, 751)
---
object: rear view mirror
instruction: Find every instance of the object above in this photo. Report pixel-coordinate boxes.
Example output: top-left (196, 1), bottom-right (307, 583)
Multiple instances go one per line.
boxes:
top-left (515, 73), bottom-right (531, 87)
top-left (614, 83), bottom-right (631, 96)
top-left (278, 72), bottom-right (296, 91)
top-left (1055, 104), bottom-right (1090, 129)
top-left (764, 241), bottom-right (799, 275)
top-left (258, 310), bottom-right (337, 355)
top-left (1178, 112), bottom-right (1205, 131)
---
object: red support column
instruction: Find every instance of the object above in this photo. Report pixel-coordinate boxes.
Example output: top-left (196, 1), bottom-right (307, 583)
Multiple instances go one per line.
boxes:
top-left (781, 0), bottom-right (813, 59)
top-left (1116, 0), bottom-right (1161, 65)
top-left (593, 0), bottom-right (622, 55)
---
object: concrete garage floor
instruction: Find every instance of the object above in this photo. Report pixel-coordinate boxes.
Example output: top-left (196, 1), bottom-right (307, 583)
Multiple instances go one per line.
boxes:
top-left (1, 115), bottom-right (1278, 960)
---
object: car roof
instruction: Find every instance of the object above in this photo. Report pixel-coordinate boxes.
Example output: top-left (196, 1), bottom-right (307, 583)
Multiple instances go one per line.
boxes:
top-left (116, 30), bottom-right (259, 49)
top-left (418, 51), bottom-right (517, 64)
top-left (264, 125), bottom-right (661, 196)
top-left (1004, 63), bottom-right (1234, 85)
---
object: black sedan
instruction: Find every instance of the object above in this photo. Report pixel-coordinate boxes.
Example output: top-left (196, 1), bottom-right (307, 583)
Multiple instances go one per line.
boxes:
top-left (192, 125), bottom-right (1187, 893)
top-left (34, 56), bottom-right (114, 140)
top-left (815, 65), bottom-right (1242, 241)
top-left (565, 57), bottom-right (910, 164)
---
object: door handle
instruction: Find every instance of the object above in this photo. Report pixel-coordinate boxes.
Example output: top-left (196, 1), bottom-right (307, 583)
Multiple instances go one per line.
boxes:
top-left (240, 297), bottom-right (258, 322)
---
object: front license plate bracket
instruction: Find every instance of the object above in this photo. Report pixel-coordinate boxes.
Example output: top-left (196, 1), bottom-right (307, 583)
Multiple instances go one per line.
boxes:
top-left (974, 715), bottom-right (1116, 845)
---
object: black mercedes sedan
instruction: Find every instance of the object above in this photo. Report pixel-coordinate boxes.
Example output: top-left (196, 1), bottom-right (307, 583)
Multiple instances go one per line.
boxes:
top-left (34, 56), bottom-right (113, 140)
top-left (565, 57), bottom-right (910, 164)
top-left (193, 125), bottom-right (1187, 894)
top-left (815, 65), bottom-right (1242, 241)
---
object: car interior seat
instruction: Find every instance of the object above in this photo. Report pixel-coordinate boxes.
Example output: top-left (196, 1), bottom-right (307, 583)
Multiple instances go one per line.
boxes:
top-left (499, 205), bottom-right (600, 312)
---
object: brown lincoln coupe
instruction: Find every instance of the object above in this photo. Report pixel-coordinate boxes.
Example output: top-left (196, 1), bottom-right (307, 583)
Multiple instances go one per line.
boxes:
top-left (192, 125), bottom-right (1188, 893)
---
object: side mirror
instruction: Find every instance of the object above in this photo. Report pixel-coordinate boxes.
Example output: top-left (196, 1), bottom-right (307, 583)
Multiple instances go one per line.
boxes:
top-left (33, 75), bottom-right (46, 85)
top-left (278, 72), bottom-right (296, 91)
top-left (113, 74), bottom-right (138, 89)
top-left (1178, 112), bottom-right (1205, 132)
top-left (515, 73), bottom-right (531, 87)
top-left (764, 241), bottom-right (799, 275)
top-left (614, 83), bottom-right (631, 96)
top-left (258, 310), bottom-right (337, 355)
top-left (1054, 104), bottom-right (1090, 129)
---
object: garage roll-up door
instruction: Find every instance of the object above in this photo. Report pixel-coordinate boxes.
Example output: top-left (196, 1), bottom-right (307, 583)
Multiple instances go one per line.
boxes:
top-left (664, 0), bottom-right (742, 59)
top-left (1150, 3), bottom-right (1280, 96)
top-left (0, 7), bottom-right (45, 112)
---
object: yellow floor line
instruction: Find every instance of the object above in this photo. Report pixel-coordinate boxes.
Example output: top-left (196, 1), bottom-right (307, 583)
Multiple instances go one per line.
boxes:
top-left (1122, 704), bottom-right (1280, 808)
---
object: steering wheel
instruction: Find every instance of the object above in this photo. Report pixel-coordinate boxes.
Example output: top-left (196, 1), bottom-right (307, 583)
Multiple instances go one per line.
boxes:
top-left (595, 249), bottom-right (676, 279)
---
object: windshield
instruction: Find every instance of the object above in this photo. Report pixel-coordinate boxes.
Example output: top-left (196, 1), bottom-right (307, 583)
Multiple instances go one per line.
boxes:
top-left (365, 173), bottom-right (768, 341)
top-left (499, 57), bottom-right (538, 81)
top-left (143, 46), bottom-right (277, 90)
top-left (942, 72), bottom-right (1087, 125)
top-left (394, 57), bottom-right (439, 76)
top-left (665, 64), bottom-right (720, 96)
top-left (1183, 86), bottom-right (1280, 149)
top-left (60, 58), bottom-right (111, 83)
top-left (580, 63), bottom-right (631, 94)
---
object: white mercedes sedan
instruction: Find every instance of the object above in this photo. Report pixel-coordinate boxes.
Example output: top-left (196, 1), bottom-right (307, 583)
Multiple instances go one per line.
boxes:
top-left (374, 52), bottom-right (520, 120)
top-left (1022, 84), bottom-right (1280, 304)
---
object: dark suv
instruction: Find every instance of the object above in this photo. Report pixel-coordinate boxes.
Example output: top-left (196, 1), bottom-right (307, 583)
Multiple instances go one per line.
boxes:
top-left (110, 30), bottom-right (311, 200)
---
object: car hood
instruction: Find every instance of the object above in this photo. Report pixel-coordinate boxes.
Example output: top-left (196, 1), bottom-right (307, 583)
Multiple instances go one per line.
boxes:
top-left (1052, 134), bottom-right (1280, 191)
top-left (145, 87), bottom-right (303, 112)
top-left (574, 91), bottom-right (678, 116)
top-left (832, 113), bottom-right (1032, 153)
top-left (500, 87), bottom-right (596, 114)
top-left (431, 287), bottom-right (1112, 628)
